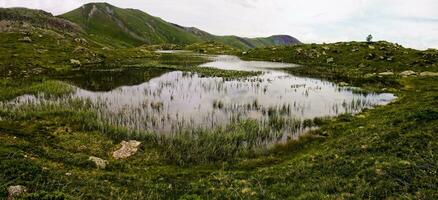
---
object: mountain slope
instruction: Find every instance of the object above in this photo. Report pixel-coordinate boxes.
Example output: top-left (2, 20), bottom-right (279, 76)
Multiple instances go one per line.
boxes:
top-left (173, 23), bottom-right (301, 49)
top-left (60, 3), bottom-right (202, 47)
top-left (0, 7), bottom-right (81, 33)
top-left (60, 3), bottom-right (300, 49)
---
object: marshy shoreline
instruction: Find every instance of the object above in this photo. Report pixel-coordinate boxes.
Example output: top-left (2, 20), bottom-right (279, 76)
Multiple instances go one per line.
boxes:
top-left (1, 39), bottom-right (437, 199)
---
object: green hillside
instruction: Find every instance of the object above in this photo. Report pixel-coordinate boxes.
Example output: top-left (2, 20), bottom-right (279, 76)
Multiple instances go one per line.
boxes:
top-left (0, 7), bottom-right (81, 33)
top-left (60, 3), bottom-right (300, 49)
top-left (60, 3), bottom-right (202, 47)
top-left (175, 24), bottom-right (301, 49)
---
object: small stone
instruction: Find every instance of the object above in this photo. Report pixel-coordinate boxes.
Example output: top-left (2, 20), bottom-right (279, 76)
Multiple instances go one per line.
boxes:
top-left (7, 185), bottom-right (27, 199)
top-left (65, 172), bottom-right (72, 176)
top-left (74, 38), bottom-right (88, 44)
top-left (326, 57), bottom-right (334, 63)
top-left (73, 46), bottom-right (88, 53)
top-left (112, 140), bottom-right (141, 160)
top-left (89, 156), bottom-right (109, 169)
top-left (338, 82), bottom-right (349, 86)
top-left (366, 53), bottom-right (375, 60)
top-left (379, 71), bottom-right (394, 76)
top-left (368, 45), bottom-right (375, 49)
top-left (399, 70), bottom-right (417, 77)
top-left (18, 37), bottom-right (32, 43)
top-left (364, 73), bottom-right (376, 78)
top-left (70, 59), bottom-right (81, 66)
top-left (420, 71), bottom-right (438, 77)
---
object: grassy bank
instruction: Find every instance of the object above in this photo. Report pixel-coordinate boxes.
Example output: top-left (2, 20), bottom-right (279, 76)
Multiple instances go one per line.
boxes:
top-left (1, 76), bottom-right (436, 199)
top-left (1, 41), bottom-right (437, 199)
top-left (242, 41), bottom-right (437, 88)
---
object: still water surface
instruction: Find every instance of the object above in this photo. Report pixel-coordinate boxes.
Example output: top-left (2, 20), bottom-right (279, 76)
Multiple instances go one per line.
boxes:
top-left (6, 55), bottom-right (395, 138)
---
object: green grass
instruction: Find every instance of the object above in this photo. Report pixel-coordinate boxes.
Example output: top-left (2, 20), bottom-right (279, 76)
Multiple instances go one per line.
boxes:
top-left (184, 41), bottom-right (240, 55)
top-left (59, 3), bottom-right (298, 49)
top-left (0, 79), bottom-right (73, 101)
top-left (1, 45), bottom-right (436, 199)
top-left (60, 3), bottom-right (201, 48)
top-left (1, 8), bottom-right (437, 199)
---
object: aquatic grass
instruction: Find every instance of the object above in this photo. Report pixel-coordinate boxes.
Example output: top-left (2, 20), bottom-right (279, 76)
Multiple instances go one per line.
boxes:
top-left (0, 93), bottom-right (332, 166)
top-left (0, 79), bottom-right (73, 101)
top-left (2, 25), bottom-right (435, 198)
top-left (0, 45), bottom-right (436, 199)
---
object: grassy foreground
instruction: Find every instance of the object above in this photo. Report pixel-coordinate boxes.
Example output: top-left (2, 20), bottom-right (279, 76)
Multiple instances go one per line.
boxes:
top-left (1, 32), bottom-right (437, 199)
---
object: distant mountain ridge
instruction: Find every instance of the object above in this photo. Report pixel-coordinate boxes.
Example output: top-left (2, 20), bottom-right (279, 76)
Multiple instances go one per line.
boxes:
top-left (60, 3), bottom-right (300, 49)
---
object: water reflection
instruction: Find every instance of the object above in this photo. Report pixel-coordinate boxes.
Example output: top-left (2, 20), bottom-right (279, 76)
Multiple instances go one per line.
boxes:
top-left (4, 55), bottom-right (396, 140)
top-left (55, 67), bottom-right (169, 91)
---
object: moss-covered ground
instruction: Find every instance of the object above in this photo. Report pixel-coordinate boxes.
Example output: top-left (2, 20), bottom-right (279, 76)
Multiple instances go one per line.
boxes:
top-left (1, 27), bottom-right (437, 199)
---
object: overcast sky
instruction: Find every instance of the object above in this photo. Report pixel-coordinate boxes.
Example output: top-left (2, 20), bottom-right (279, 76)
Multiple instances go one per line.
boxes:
top-left (1, 0), bottom-right (437, 49)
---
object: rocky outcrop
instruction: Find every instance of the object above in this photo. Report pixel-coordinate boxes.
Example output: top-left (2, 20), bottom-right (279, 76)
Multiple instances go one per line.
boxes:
top-left (0, 8), bottom-right (82, 33)
top-left (112, 140), bottom-right (141, 159)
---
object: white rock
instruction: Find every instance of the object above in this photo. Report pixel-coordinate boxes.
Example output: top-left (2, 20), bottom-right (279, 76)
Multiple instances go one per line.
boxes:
top-left (8, 185), bottom-right (27, 199)
top-left (89, 156), bottom-right (109, 169)
top-left (378, 72), bottom-right (394, 76)
top-left (326, 57), bottom-right (334, 63)
top-left (338, 82), bottom-right (349, 86)
top-left (364, 73), bottom-right (376, 78)
top-left (420, 71), bottom-right (438, 77)
top-left (399, 70), bottom-right (417, 77)
top-left (74, 38), bottom-right (88, 44)
top-left (70, 59), bottom-right (81, 66)
top-left (112, 140), bottom-right (141, 160)
top-left (18, 37), bottom-right (32, 43)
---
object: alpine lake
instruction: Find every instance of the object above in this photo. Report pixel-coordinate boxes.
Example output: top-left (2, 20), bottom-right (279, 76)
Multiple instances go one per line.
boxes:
top-left (2, 51), bottom-right (395, 146)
